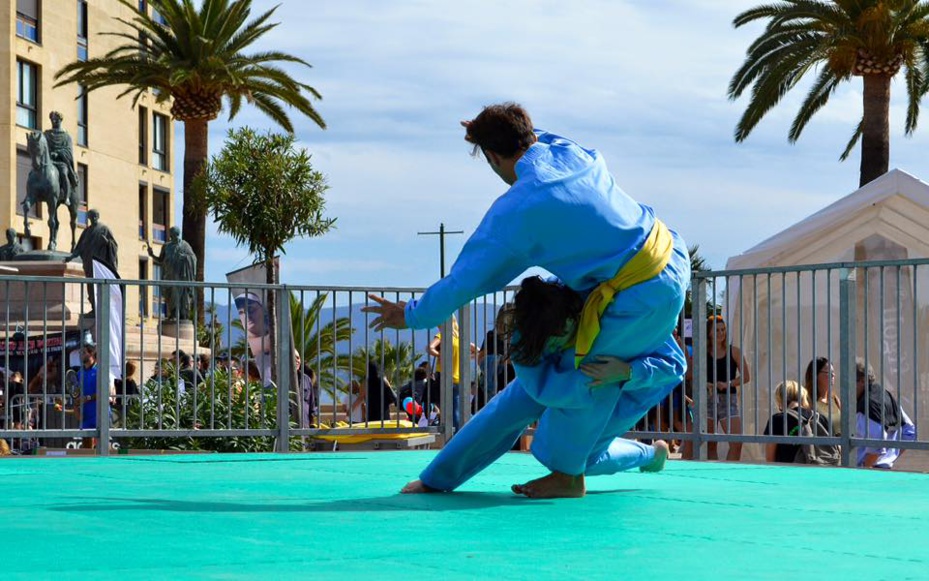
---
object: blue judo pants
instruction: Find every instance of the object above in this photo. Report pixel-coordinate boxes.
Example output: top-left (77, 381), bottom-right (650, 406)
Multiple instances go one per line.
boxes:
top-left (420, 235), bottom-right (690, 491)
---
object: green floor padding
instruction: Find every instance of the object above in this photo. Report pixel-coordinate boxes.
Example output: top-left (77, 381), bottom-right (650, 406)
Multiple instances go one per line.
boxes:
top-left (2, 452), bottom-right (927, 580)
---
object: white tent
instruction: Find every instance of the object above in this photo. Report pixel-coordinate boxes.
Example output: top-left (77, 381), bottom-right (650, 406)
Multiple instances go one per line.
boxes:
top-left (723, 169), bottom-right (929, 455)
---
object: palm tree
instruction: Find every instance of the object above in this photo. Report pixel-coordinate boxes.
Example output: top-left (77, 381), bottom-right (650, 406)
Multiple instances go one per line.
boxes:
top-left (230, 292), bottom-right (355, 399)
top-left (353, 339), bottom-right (418, 389)
top-left (290, 292), bottom-right (355, 400)
top-left (728, 1), bottom-right (929, 187)
top-left (55, 0), bottom-right (326, 317)
top-left (684, 244), bottom-right (716, 318)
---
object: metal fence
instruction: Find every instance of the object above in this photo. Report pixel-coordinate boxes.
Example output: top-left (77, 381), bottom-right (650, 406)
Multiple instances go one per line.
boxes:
top-left (1, 260), bottom-right (926, 468)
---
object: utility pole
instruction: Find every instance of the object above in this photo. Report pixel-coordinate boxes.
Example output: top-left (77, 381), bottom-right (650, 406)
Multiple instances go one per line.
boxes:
top-left (418, 222), bottom-right (464, 278)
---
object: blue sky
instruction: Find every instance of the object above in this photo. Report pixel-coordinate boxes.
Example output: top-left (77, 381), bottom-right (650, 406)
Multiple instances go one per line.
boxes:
top-left (179, 0), bottom-right (929, 288)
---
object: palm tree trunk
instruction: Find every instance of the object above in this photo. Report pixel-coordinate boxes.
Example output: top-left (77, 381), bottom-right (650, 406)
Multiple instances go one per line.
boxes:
top-left (860, 74), bottom-right (891, 188)
top-left (182, 118), bottom-right (208, 325)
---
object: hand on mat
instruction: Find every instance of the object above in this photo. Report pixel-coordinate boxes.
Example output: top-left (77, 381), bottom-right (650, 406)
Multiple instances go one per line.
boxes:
top-left (362, 294), bottom-right (408, 331)
top-left (579, 356), bottom-right (631, 387)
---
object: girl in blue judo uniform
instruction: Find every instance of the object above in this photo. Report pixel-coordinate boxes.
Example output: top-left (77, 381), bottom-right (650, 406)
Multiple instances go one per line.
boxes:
top-left (496, 275), bottom-right (673, 493)
top-left (364, 103), bottom-right (689, 498)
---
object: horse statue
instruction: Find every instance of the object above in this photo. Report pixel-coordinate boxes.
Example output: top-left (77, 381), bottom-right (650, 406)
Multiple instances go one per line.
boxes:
top-left (23, 131), bottom-right (80, 252)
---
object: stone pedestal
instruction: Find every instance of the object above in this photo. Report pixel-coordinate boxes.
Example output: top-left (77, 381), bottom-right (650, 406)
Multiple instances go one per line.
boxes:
top-left (0, 260), bottom-right (91, 327)
top-left (160, 320), bottom-right (195, 343)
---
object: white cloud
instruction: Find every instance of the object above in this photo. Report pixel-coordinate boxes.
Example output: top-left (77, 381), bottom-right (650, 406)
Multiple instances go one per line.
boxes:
top-left (169, 0), bottom-right (929, 289)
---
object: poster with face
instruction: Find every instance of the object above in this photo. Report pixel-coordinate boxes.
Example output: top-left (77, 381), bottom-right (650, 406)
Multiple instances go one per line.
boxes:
top-left (226, 261), bottom-right (277, 386)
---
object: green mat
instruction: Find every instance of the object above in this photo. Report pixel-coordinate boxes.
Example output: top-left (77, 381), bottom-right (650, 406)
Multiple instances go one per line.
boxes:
top-left (2, 452), bottom-right (926, 580)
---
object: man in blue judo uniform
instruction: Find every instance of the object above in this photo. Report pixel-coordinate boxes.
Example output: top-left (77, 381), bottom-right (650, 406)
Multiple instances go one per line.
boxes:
top-left (364, 103), bottom-right (690, 498)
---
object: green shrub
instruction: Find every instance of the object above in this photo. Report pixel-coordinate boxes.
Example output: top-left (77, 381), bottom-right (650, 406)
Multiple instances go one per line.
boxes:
top-left (121, 365), bottom-right (302, 452)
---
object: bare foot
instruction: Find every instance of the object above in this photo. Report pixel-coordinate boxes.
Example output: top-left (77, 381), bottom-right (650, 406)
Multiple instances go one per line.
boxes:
top-left (400, 479), bottom-right (440, 494)
top-left (640, 440), bottom-right (670, 473)
top-left (511, 471), bottom-right (586, 498)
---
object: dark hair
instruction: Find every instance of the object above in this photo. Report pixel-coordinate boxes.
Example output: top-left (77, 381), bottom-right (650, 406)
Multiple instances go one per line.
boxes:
top-left (414, 367), bottom-right (427, 381)
top-left (502, 276), bottom-right (583, 366)
top-left (465, 102), bottom-right (536, 158)
top-left (803, 356), bottom-right (830, 395)
top-left (366, 361), bottom-right (383, 391)
top-left (305, 366), bottom-right (318, 388)
top-left (176, 350), bottom-right (192, 368)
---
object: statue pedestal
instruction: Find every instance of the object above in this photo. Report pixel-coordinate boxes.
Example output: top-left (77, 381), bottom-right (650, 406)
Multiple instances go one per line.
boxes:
top-left (0, 260), bottom-right (91, 326)
top-left (160, 320), bottom-right (195, 343)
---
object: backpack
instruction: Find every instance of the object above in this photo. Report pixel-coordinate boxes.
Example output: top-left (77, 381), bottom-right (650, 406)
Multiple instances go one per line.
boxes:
top-left (785, 408), bottom-right (841, 466)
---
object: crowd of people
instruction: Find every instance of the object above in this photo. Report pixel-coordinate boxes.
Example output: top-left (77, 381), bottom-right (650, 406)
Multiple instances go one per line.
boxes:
top-left (633, 314), bottom-right (917, 470)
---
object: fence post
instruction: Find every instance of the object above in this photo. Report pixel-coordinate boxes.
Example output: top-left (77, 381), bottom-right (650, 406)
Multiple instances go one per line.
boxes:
top-left (96, 280), bottom-right (111, 456)
top-left (275, 286), bottom-right (292, 453)
top-left (458, 305), bottom-right (472, 427)
top-left (440, 318), bottom-right (455, 442)
top-left (691, 276), bottom-right (708, 461)
top-left (839, 268), bottom-right (857, 467)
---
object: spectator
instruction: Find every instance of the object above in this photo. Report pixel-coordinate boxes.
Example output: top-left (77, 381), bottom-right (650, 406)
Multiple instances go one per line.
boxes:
top-left (705, 315), bottom-right (750, 461)
top-left (855, 358), bottom-right (916, 469)
top-left (245, 361), bottom-right (262, 384)
top-left (295, 351), bottom-right (317, 428)
top-left (341, 379), bottom-right (366, 424)
top-left (804, 357), bottom-right (842, 435)
top-left (364, 361), bottom-right (397, 423)
top-left (173, 350), bottom-right (203, 391)
top-left (197, 353), bottom-right (211, 378)
top-left (477, 308), bottom-right (515, 399)
top-left (75, 343), bottom-right (99, 449)
top-left (113, 361), bottom-right (139, 413)
top-left (215, 351), bottom-right (231, 370)
top-left (428, 317), bottom-right (475, 430)
top-left (398, 366), bottom-right (430, 407)
top-left (763, 380), bottom-right (837, 464)
top-left (27, 357), bottom-right (60, 395)
top-left (6, 371), bottom-right (28, 430)
top-left (668, 326), bottom-right (694, 459)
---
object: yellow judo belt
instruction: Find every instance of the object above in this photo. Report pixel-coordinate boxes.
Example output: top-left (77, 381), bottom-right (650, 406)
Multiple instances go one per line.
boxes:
top-left (574, 219), bottom-right (673, 368)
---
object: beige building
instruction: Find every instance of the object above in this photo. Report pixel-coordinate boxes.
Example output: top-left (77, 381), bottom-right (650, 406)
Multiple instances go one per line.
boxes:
top-left (2, 0), bottom-right (175, 325)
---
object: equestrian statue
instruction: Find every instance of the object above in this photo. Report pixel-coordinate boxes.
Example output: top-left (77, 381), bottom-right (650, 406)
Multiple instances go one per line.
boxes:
top-left (23, 111), bottom-right (81, 252)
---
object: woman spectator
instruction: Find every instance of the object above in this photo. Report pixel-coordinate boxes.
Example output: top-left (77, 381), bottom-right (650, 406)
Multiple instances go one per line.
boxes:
top-left (364, 361), bottom-right (397, 422)
top-left (804, 357), bottom-right (842, 435)
top-left (763, 380), bottom-right (837, 464)
top-left (705, 315), bottom-right (750, 461)
top-left (763, 381), bottom-right (811, 463)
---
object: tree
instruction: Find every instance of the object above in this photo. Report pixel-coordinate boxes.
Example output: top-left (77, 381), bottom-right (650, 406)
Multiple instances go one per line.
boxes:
top-left (683, 244), bottom-right (717, 319)
top-left (353, 339), bottom-right (417, 388)
top-left (55, 0), bottom-right (326, 319)
top-left (201, 128), bottom-right (335, 384)
top-left (728, 1), bottom-right (929, 187)
top-left (289, 292), bottom-right (356, 401)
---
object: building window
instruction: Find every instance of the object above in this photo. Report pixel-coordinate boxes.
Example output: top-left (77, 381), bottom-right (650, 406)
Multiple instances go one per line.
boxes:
top-left (138, 107), bottom-right (148, 165)
top-left (77, 85), bottom-right (88, 146)
top-left (152, 187), bottom-right (170, 243)
top-left (139, 259), bottom-right (149, 317)
top-left (17, 60), bottom-right (39, 129)
top-left (152, 5), bottom-right (168, 26)
top-left (139, 183), bottom-right (148, 240)
top-left (16, 0), bottom-right (40, 43)
top-left (16, 148), bottom-right (39, 218)
top-left (153, 264), bottom-right (167, 317)
top-left (77, 0), bottom-right (88, 60)
top-left (77, 164), bottom-right (88, 226)
top-left (139, 0), bottom-right (146, 12)
top-left (152, 113), bottom-right (169, 171)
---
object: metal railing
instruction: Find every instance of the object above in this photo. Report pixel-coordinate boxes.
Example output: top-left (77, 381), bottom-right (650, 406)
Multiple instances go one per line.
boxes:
top-left (0, 259), bottom-right (925, 468)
